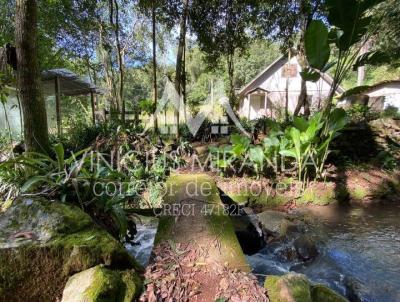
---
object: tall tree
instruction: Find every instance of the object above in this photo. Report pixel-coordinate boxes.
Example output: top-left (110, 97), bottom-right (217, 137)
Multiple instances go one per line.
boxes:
top-left (152, 1), bottom-right (158, 132)
top-left (190, 0), bottom-right (259, 108)
top-left (15, 0), bottom-right (50, 153)
top-left (137, 0), bottom-right (167, 132)
top-left (174, 0), bottom-right (189, 138)
top-left (369, 0), bottom-right (400, 67)
top-left (109, 0), bottom-right (125, 123)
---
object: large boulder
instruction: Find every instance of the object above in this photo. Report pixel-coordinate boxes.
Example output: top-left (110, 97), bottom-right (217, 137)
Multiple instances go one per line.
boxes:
top-left (264, 273), bottom-right (348, 302)
top-left (0, 197), bottom-right (142, 301)
top-left (61, 265), bottom-right (141, 302)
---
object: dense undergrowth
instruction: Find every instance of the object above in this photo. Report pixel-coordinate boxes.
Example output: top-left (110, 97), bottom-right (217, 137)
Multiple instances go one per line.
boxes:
top-left (210, 108), bottom-right (347, 183)
top-left (0, 121), bottom-right (191, 240)
top-left (1, 103), bottom-right (400, 242)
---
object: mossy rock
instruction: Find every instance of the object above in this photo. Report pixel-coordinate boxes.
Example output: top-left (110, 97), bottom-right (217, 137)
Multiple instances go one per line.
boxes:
top-left (257, 210), bottom-right (289, 236)
top-left (264, 273), bottom-right (348, 302)
top-left (0, 197), bottom-right (142, 301)
top-left (311, 284), bottom-right (348, 302)
top-left (264, 273), bottom-right (312, 302)
top-left (0, 197), bottom-right (93, 246)
top-left (61, 265), bottom-right (142, 302)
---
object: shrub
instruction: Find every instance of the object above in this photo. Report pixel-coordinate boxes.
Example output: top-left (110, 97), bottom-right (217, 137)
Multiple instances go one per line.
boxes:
top-left (382, 105), bottom-right (400, 119)
top-left (0, 130), bottom-right (10, 153)
top-left (346, 104), bottom-right (379, 123)
top-left (210, 109), bottom-right (348, 182)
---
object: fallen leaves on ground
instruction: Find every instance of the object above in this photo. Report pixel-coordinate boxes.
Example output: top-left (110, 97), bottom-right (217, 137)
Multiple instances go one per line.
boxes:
top-left (140, 241), bottom-right (268, 302)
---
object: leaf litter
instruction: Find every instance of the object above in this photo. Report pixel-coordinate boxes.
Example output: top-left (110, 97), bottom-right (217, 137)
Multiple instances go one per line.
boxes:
top-left (140, 241), bottom-right (268, 302)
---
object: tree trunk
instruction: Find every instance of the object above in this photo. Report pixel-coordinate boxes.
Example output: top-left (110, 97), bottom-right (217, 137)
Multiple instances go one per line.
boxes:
top-left (294, 48), bottom-right (309, 117)
top-left (15, 0), bottom-right (50, 154)
top-left (113, 0), bottom-right (125, 124)
top-left (98, 21), bottom-right (118, 118)
top-left (357, 66), bottom-right (365, 86)
top-left (284, 50), bottom-right (292, 121)
top-left (294, 78), bottom-right (308, 116)
top-left (152, 3), bottom-right (158, 133)
top-left (227, 53), bottom-right (236, 109)
top-left (357, 40), bottom-right (370, 86)
top-left (285, 76), bottom-right (289, 121)
top-left (182, 41), bottom-right (187, 123)
top-left (174, 0), bottom-right (189, 138)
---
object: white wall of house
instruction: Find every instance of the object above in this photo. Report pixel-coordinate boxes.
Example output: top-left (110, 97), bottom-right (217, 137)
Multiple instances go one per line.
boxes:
top-left (238, 56), bottom-right (334, 120)
top-left (339, 82), bottom-right (400, 111)
top-left (367, 84), bottom-right (400, 110)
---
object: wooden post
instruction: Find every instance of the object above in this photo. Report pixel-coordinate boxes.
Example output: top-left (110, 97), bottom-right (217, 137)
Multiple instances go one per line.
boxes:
top-left (264, 93), bottom-right (268, 133)
top-left (264, 93), bottom-right (267, 116)
top-left (248, 95), bottom-right (251, 120)
top-left (90, 91), bottom-right (96, 125)
top-left (270, 94), bottom-right (273, 118)
top-left (55, 76), bottom-right (62, 136)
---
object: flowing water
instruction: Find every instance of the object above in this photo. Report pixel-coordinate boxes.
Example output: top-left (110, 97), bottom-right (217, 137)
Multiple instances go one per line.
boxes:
top-left (125, 215), bottom-right (159, 267)
top-left (127, 205), bottom-right (400, 302)
top-left (247, 204), bottom-right (400, 302)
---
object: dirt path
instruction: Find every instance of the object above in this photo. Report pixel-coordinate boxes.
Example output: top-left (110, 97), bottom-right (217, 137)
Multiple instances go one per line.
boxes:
top-left (140, 174), bottom-right (268, 302)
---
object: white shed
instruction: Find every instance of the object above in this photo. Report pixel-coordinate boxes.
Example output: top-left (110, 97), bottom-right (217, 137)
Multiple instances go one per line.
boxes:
top-left (363, 81), bottom-right (400, 110)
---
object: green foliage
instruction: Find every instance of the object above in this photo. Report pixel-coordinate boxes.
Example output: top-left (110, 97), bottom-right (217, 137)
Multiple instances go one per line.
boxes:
top-left (376, 151), bottom-right (398, 170)
top-left (303, 0), bottom-right (386, 107)
top-left (0, 131), bottom-right (10, 153)
top-left (382, 106), bottom-right (400, 119)
top-left (353, 51), bottom-right (392, 70)
top-left (346, 104), bottom-right (370, 123)
top-left (304, 20), bottom-right (330, 70)
top-left (209, 134), bottom-right (248, 175)
top-left (372, 0), bottom-right (400, 67)
top-left (54, 121), bottom-right (145, 153)
top-left (233, 40), bottom-right (280, 88)
top-left (137, 99), bottom-right (155, 116)
top-left (0, 136), bottom-right (183, 239)
top-left (210, 109), bottom-right (347, 182)
top-left (59, 122), bottom-right (105, 151)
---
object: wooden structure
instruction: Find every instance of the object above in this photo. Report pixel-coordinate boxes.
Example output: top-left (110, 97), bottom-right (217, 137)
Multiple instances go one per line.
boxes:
top-left (41, 69), bottom-right (102, 135)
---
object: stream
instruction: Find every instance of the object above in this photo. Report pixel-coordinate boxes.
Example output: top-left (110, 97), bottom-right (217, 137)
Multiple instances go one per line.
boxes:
top-left (127, 204), bottom-right (400, 302)
top-left (125, 215), bottom-right (158, 267)
top-left (248, 204), bottom-right (400, 302)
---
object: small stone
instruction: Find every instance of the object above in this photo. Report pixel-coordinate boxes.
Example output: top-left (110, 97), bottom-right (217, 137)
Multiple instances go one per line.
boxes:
top-left (294, 235), bottom-right (319, 262)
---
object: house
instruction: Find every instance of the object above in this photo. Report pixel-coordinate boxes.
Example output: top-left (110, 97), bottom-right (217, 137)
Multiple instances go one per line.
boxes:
top-left (237, 55), bottom-right (344, 120)
top-left (340, 80), bottom-right (400, 111)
